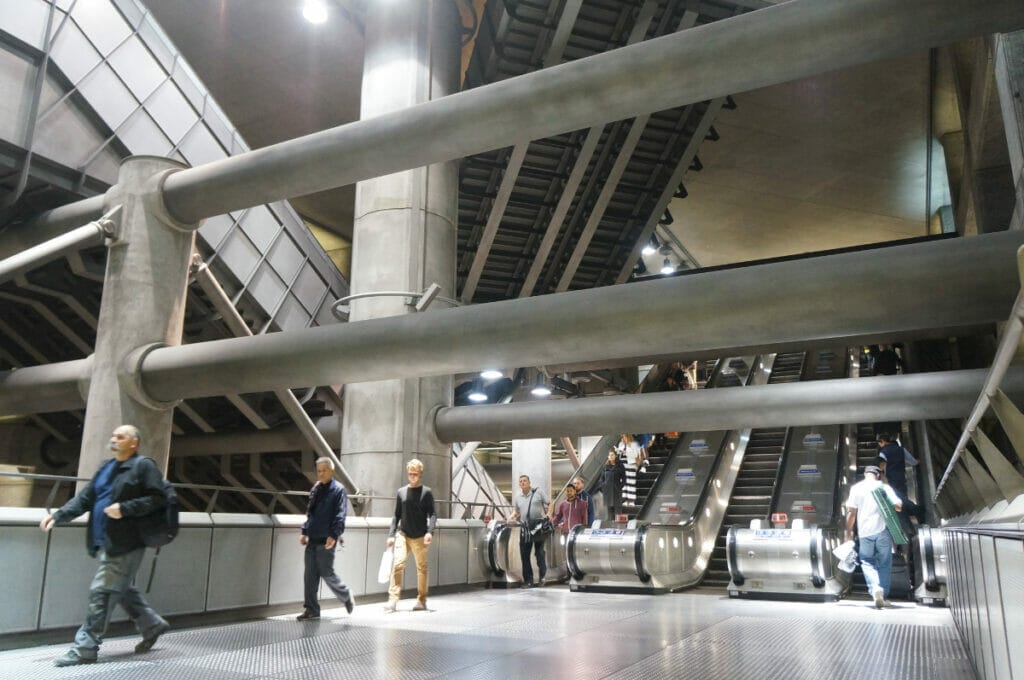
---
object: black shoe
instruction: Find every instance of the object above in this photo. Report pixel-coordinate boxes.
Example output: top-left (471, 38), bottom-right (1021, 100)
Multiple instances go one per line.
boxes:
top-left (54, 651), bottom-right (95, 667)
top-left (296, 610), bottom-right (320, 621)
top-left (345, 596), bottom-right (355, 615)
top-left (522, 582), bottom-right (535, 589)
top-left (135, 621), bottom-right (170, 653)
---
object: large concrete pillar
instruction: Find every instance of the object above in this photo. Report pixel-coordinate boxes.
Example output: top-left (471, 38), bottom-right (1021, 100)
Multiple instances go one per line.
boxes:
top-left (512, 439), bottom-right (553, 502)
top-left (77, 156), bottom-right (197, 480)
top-left (342, 0), bottom-right (460, 514)
top-left (994, 30), bottom-right (1024, 230)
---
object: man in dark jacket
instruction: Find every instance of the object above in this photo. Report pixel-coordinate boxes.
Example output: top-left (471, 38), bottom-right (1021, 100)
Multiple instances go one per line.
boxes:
top-left (39, 425), bottom-right (169, 667)
top-left (297, 457), bottom-right (354, 620)
top-left (385, 459), bottom-right (436, 612)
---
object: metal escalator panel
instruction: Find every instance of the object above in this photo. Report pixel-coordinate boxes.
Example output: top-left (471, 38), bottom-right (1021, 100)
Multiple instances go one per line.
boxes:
top-left (637, 355), bottom-right (758, 523)
top-left (704, 352), bottom-right (807, 587)
top-left (568, 356), bottom-right (774, 593)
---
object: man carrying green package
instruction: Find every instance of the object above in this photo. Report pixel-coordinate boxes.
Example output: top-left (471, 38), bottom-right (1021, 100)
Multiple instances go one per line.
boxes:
top-left (844, 465), bottom-right (903, 609)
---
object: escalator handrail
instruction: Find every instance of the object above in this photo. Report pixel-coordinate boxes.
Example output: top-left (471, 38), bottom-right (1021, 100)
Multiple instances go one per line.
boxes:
top-left (636, 356), bottom-right (760, 523)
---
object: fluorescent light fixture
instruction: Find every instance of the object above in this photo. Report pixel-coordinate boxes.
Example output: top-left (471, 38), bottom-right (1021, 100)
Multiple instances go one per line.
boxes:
top-left (468, 379), bottom-right (488, 402)
top-left (642, 234), bottom-right (659, 256)
top-left (531, 374), bottom-right (552, 397)
top-left (660, 258), bottom-right (675, 275)
top-left (303, 0), bottom-right (328, 24)
top-left (480, 369), bottom-right (503, 379)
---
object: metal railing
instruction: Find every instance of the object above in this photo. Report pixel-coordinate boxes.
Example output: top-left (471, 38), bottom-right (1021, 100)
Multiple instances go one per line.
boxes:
top-left (934, 288), bottom-right (1024, 499)
top-left (0, 470), bottom-right (510, 519)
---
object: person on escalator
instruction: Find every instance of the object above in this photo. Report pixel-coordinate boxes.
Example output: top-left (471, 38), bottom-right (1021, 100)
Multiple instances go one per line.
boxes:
top-left (599, 449), bottom-right (626, 520)
top-left (551, 483), bottom-right (588, 535)
top-left (572, 477), bottom-right (595, 525)
top-left (845, 465), bottom-right (903, 609)
top-left (876, 433), bottom-right (923, 525)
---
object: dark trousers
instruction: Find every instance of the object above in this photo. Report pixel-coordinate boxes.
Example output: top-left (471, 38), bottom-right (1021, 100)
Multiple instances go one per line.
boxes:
top-left (303, 542), bottom-right (351, 615)
top-left (519, 537), bottom-right (546, 585)
top-left (73, 548), bottom-right (165, 660)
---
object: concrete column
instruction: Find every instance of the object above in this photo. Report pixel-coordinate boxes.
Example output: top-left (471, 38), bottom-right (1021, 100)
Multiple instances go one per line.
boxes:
top-left (77, 156), bottom-right (196, 480)
top-left (512, 438), bottom-right (552, 502)
top-left (342, 0), bottom-right (460, 514)
top-left (994, 30), bottom-right (1024, 231)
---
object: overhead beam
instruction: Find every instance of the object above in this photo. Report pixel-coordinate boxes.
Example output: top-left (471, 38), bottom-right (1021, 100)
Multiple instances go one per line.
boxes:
top-left (435, 368), bottom-right (1024, 442)
top-left (1, 231), bottom-right (1021, 414)
top-left (154, 0), bottom-right (1024, 225)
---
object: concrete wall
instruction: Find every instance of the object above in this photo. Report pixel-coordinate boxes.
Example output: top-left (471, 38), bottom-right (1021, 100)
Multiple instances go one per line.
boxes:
top-left (0, 507), bottom-right (487, 635)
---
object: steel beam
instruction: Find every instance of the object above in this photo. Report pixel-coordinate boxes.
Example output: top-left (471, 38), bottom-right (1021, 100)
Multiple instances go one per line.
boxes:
top-left (435, 368), bottom-right (1024, 442)
top-left (153, 0), bottom-right (1024, 225)
top-left (0, 194), bottom-right (107, 259)
top-left (0, 221), bottom-right (107, 284)
top-left (1, 230), bottom-right (1021, 413)
top-left (139, 230), bottom-right (1024, 402)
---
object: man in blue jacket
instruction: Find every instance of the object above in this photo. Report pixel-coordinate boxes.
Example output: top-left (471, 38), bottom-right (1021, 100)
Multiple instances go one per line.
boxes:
top-left (298, 457), bottom-right (355, 620)
top-left (40, 425), bottom-right (170, 667)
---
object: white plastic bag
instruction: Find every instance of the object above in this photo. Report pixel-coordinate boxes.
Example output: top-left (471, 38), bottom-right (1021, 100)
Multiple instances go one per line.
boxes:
top-left (832, 540), bottom-right (858, 573)
top-left (376, 548), bottom-right (394, 584)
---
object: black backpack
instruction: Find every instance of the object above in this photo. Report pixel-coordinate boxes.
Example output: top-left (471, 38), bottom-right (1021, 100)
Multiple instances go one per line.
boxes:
top-left (138, 471), bottom-right (180, 548)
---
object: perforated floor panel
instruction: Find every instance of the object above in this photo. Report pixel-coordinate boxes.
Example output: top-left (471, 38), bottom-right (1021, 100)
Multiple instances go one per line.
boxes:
top-left (0, 589), bottom-right (973, 680)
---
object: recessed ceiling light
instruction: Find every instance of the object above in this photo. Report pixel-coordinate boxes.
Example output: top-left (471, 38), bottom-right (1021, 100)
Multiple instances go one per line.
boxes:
top-left (303, 0), bottom-right (328, 24)
top-left (480, 369), bottom-right (503, 379)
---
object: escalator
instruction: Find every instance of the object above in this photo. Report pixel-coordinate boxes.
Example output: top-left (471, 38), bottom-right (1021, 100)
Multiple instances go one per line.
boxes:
top-left (703, 352), bottom-right (806, 586)
top-left (565, 355), bottom-right (771, 592)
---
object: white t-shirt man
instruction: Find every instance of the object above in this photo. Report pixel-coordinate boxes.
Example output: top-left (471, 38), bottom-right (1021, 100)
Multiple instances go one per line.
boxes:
top-left (847, 475), bottom-right (901, 537)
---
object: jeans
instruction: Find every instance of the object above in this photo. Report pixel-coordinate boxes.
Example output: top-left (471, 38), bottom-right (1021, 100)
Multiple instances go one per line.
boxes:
top-left (859, 530), bottom-right (894, 597)
top-left (73, 548), bottom-right (165, 660)
top-left (519, 536), bottom-right (546, 585)
top-left (303, 541), bottom-right (352, 615)
top-left (389, 534), bottom-right (429, 604)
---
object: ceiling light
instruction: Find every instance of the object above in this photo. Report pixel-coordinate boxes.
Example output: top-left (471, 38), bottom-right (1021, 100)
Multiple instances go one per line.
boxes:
top-left (531, 374), bottom-right (552, 397)
top-left (660, 258), bottom-right (675, 275)
top-left (480, 369), bottom-right (503, 379)
top-left (468, 379), bottom-right (488, 402)
top-left (302, 0), bottom-right (328, 24)
top-left (642, 234), bottom-right (659, 256)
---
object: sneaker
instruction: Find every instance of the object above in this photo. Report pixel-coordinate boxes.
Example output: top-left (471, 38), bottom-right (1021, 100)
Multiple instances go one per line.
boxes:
top-left (54, 651), bottom-right (94, 667)
top-left (135, 620), bottom-right (170, 653)
top-left (296, 610), bottom-right (320, 621)
top-left (345, 596), bottom-right (355, 615)
top-left (412, 600), bottom-right (427, 611)
top-left (522, 581), bottom-right (535, 589)
top-left (872, 586), bottom-right (885, 609)
top-left (383, 600), bottom-right (397, 613)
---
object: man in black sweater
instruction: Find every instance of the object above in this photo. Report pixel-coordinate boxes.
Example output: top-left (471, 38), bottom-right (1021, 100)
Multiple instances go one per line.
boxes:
top-left (385, 458), bottom-right (437, 612)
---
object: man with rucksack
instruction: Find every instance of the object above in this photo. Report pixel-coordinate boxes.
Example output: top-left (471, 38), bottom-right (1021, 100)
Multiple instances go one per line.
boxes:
top-left (39, 425), bottom-right (170, 667)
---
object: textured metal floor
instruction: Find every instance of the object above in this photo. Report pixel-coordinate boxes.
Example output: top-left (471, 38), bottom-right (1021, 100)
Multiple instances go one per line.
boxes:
top-left (0, 588), bottom-right (974, 680)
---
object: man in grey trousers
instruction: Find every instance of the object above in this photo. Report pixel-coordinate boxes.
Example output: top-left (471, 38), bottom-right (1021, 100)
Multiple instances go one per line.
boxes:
top-left (40, 425), bottom-right (170, 667)
top-left (298, 457), bottom-right (355, 620)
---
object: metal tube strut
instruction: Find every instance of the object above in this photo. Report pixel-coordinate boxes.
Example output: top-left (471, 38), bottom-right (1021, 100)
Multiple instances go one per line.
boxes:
top-left (434, 369), bottom-right (1024, 442)
top-left (157, 0), bottom-right (1024, 224)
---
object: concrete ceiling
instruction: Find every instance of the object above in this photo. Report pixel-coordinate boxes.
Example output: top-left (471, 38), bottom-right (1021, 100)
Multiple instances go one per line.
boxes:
top-left (144, 0), bottom-right (935, 273)
top-left (143, 0), bottom-right (365, 237)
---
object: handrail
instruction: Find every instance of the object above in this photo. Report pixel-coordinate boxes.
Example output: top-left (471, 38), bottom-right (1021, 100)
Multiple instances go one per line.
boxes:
top-left (0, 470), bottom-right (509, 514)
top-left (934, 287), bottom-right (1024, 499)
